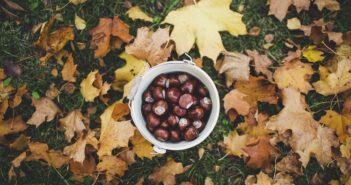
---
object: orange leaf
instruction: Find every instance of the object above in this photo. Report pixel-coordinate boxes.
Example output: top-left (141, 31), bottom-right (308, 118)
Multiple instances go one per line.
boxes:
top-left (111, 103), bottom-right (130, 121)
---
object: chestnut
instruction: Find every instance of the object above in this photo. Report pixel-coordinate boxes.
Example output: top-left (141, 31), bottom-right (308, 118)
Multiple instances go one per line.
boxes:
top-left (147, 125), bottom-right (155, 132)
top-left (179, 93), bottom-right (194, 109)
top-left (154, 74), bottom-right (168, 87)
top-left (154, 128), bottom-right (170, 141)
top-left (142, 103), bottom-right (152, 113)
top-left (173, 105), bottom-right (187, 117)
top-left (180, 80), bottom-right (196, 94)
top-left (147, 113), bottom-right (161, 128)
top-left (192, 95), bottom-right (199, 106)
top-left (152, 86), bottom-right (165, 100)
top-left (170, 130), bottom-right (181, 142)
top-left (178, 118), bottom-right (190, 131)
top-left (188, 107), bottom-right (205, 120)
top-left (184, 126), bottom-right (198, 141)
top-left (168, 75), bottom-right (180, 87)
top-left (143, 90), bottom-right (154, 103)
top-left (178, 73), bottom-right (189, 84)
top-left (166, 88), bottom-right (181, 103)
top-left (200, 97), bottom-right (212, 111)
top-left (198, 86), bottom-right (208, 97)
top-left (152, 100), bottom-right (168, 116)
top-left (193, 120), bottom-right (205, 131)
top-left (160, 120), bottom-right (169, 128)
top-left (167, 114), bottom-right (179, 127)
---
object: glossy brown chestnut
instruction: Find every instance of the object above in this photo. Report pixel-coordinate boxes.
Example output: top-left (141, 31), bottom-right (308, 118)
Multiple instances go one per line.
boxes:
top-left (178, 73), bottom-right (189, 84)
top-left (188, 107), bottom-right (205, 120)
top-left (193, 120), bottom-right (205, 131)
top-left (160, 120), bottom-right (169, 128)
top-left (146, 113), bottom-right (161, 128)
top-left (167, 114), bottom-right (179, 127)
top-left (178, 117), bottom-right (190, 131)
top-left (180, 80), bottom-right (196, 93)
top-left (154, 128), bottom-right (170, 141)
top-left (154, 74), bottom-right (168, 87)
top-left (173, 105), bottom-right (187, 117)
top-left (192, 95), bottom-right (199, 106)
top-left (168, 75), bottom-right (180, 87)
top-left (198, 86), bottom-right (208, 97)
top-left (152, 86), bottom-right (165, 100)
top-left (184, 126), bottom-right (198, 141)
top-left (152, 100), bottom-right (168, 116)
top-left (147, 125), bottom-right (155, 132)
top-left (142, 103), bottom-right (152, 113)
top-left (170, 130), bottom-right (181, 142)
top-left (179, 93), bottom-right (194, 109)
top-left (143, 90), bottom-right (154, 103)
top-left (200, 97), bottom-right (212, 111)
top-left (166, 87), bottom-right (181, 103)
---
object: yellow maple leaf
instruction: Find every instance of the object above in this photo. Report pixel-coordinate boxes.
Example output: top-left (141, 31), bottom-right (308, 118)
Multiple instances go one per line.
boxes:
top-left (340, 137), bottom-right (351, 159)
top-left (127, 6), bottom-right (153, 22)
top-left (320, 110), bottom-right (351, 143)
top-left (97, 156), bottom-right (127, 182)
top-left (26, 142), bottom-right (69, 168)
top-left (222, 129), bottom-right (248, 156)
top-left (303, 45), bottom-right (325, 63)
top-left (163, 0), bottom-right (246, 63)
top-left (131, 130), bottom-right (156, 159)
top-left (80, 71), bottom-right (110, 102)
top-left (149, 159), bottom-right (186, 185)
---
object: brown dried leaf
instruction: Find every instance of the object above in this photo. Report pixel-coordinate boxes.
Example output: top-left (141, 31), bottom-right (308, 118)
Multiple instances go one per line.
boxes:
top-left (96, 156), bottom-right (127, 182)
top-left (223, 89), bottom-right (250, 115)
top-left (314, 0), bottom-right (340, 11)
top-left (0, 116), bottom-right (27, 137)
top-left (268, 0), bottom-right (292, 21)
top-left (59, 110), bottom-right (86, 142)
top-left (89, 18), bottom-right (112, 58)
top-left (10, 85), bottom-right (27, 108)
top-left (63, 132), bottom-right (90, 163)
top-left (61, 54), bottom-right (77, 82)
top-left (246, 50), bottom-right (273, 82)
top-left (9, 134), bottom-right (30, 151)
top-left (276, 153), bottom-right (303, 176)
top-left (27, 97), bottom-right (61, 127)
top-left (26, 142), bottom-right (69, 168)
top-left (111, 16), bottom-right (133, 43)
top-left (69, 154), bottom-right (96, 176)
top-left (149, 159), bottom-right (186, 185)
top-left (223, 129), bottom-right (248, 156)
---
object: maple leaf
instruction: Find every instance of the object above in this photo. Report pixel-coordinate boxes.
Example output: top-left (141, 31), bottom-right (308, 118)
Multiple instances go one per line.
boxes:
top-left (9, 85), bottom-right (27, 108)
top-left (98, 103), bottom-right (136, 157)
top-left (269, 0), bottom-right (310, 21)
top-left (126, 6), bottom-right (153, 22)
top-left (9, 134), bottom-right (30, 151)
top-left (340, 137), bottom-right (351, 159)
top-left (302, 45), bottom-right (325, 63)
top-left (314, 0), bottom-right (340, 11)
top-left (26, 142), bottom-right (69, 168)
top-left (27, 97), bottom-right (61, 127)
top-left (320, 110), bottom-right (351, 143)
top-left (313, 57), bottom-right (351, 95)
top-left (126, 27), bottom-right (173, 66)
top-left (63, 132), bottom-right (91, 163)
top-left (222, 129), bottom-right (248, 156)
top-left (61, 54), bottom-right (77, 82)
top-left (111, 16), bottom-right (134, 43)
top-left (273, 60), bottom-right (313, 93)
top-left (59, 110), bottom-right (86, 142)
top-left (96, 156), bottom-right (127, 182)
top-left (276, 153), bottom-right (303, 176)
top-left (80, 71), bottom-right (111, 102)
top-left (113, 52), bottom-right (150, 92)
top-left (119, 148), bottom-right (136, 165)
top-left (266, 87), bottom-right (339, 167)
top-left (223, 89), bottom-right (250, 115)
top-left (0, 116), bottom-right (27, 140)
top-left (69, 154), bottom-right (96, 177)
top-left (163, 0), bottom-right (246, 63)
top-left (89, 18), bottom-right (112, 58)
top-left (246, 172), bottom-right (295, 185)
top-left (131, 130), bottom-right (156, 159)
top-left (218, 51), bottom-right (251, 87)
top-left (149, 159), bottom-right (186, 185)
top-left (34, 16), bottom-right (74, 64)
top-left (246, 50), bottom-right (273, 82)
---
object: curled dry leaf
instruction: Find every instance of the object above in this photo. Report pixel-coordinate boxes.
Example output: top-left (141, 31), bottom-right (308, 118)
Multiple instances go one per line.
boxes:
top-left (59, 110), bottom-right (86, 142)
top-left (276, 153), bottom-right (303, 176)
top-left (10, 85), bottom-right (27, 108)
top-left (266, 87), bottom-right (339, 167)
top-left (273, 60), bottom-right (313, 93)
top-left (80, 71), bottom-right (111, 102)
top-left (223, 129), bottom-right (248, 157)
top-left (163, 0), bottom-right (246, 63)
top-left (130, 130), bottom-right (156, 159)
top-left (74, 14), bottom-right (86, 30)
top-left (26, 142), bottom-right (69, 168)
top-left (69, 154), bottom-right (96, 177)
top-left (126, 6), bottom-right (153, 22)
top-left (246, 50), bottom-right (273, 82)
top-left (61, 53), bottom-right (77, 82)
top-left (218, 51), bottom-right (251, 87)
top-left (126, 27), bottom-right (173, 66)
top-left (96, 156), bottom-right (127, 182)
top-left (27, 97), bottom-right (61, 127)
top-left (149, 159), bottom-right (186, 185)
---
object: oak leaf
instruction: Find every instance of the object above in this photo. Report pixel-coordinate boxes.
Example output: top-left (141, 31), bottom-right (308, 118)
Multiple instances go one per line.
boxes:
top-left (61, 54), bottom-right (77, 82)
top-left (149, 159), bottom-right (186, 185)
top-left (59, 110), bottom-right (86, 142)
top-left (320, 110), bottom-right (351, 143)
top-left (96, 156), bottom-right (127, 182)
top-left (163, 0), bottom-right (246, 63)
top-left (27, 97), bottom-right (61, 127)
top-left (126, 27), bottom-right (173, 66)
top-left (218, 51), bottom-right (251, 87)
top-left (246, 50), bottom-right (273, 82)
top-left (273, 60), bottom-right (313, 93)
top-left (222, 129), bottom-right (248, 156)
top-left (131, 130), bottom-right (156, 159)
top-left (126, 6), bottom-right (153, 22)
top-left (26, 142), bottom-right (69, 168)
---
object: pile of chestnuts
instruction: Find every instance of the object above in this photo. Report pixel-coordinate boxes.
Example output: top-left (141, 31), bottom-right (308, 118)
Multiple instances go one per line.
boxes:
top-left (142, 72), bottom-right (212, 142)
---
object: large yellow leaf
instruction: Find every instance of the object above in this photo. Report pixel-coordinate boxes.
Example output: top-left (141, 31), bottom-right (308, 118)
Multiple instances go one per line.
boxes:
top-left (163, 0), bottom-right (246, 63)
top-left (80, 71), bottom-right (110, 102)
top-left (320, 110), bottom-right (351, 143)
top-left (302, 45), bottom-right (325, 63)
top-left (340, 137), bottom-right (351, 159)
top-left (130, 130), bottom-right (156, 159)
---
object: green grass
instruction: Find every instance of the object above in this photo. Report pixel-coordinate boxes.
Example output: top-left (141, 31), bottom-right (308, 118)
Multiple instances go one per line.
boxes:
top-left (0, 0), bottom-right (351, 184)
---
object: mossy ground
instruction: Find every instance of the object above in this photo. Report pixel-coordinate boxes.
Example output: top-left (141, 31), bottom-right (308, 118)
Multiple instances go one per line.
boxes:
top-left (0, 0), bottom-right (351, 184)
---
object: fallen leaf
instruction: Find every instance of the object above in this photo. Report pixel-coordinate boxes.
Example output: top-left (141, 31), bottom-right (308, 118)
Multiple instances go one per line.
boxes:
top-left (326, 32), bottom-right (343, 45)
top-left (45, 84), bottom-right (59, 99)
top-left (223, 89), bottom-right (250, 115)
top-left (149, 159), bottom-right (186, 185)
top-left (111, 16), bottom-right (133, 43)
top-left (0, 116), bottom-right (27, 138)
top-left (131, 130), bottom-right (156, 159)
top-left (204, 177), bottom-right (214, 185)
top-left (9, 134), bottom-right (30, 151)
top-left (10, 85), bottom-right (27, 108)
top-left (8, 151), bottom-right (26, 181)
top-left (0, 99), bottom-right (8, 120)
top-left (269, 0), bottom-right (292, 21)
top-left (303, 45), bottom-right (325, 63)
top-left (63, 132), bottom-right (89, 163)
top-left (246, 172), bottom-right (295, 185)
top-left (194, 58), bottom-right (203, 68)
top-left (98, 103), bottom-right (136, 157)
top-left (111, 103), bottom-right (130, 121)
top-left (27, 97), bottom-right (61, 127)
top-left (222, 129), bottom-right (248, 156)
top-left (59, 110), bottom-right (86, 142)
top-left (0, 68), bottom-right (6, 80)
top-left (266, 87), bottom-right (339, 167)
top-left (313, 57), bottom-right (351, 95)
top-left (26, 142), bottom-right (69, 168)
top-left (276, 153), bottom-right (303, 176)
top-left (61, 53), bottom-right (77, 82)
top-left (218, 51), bottom-right (251, 87)
top-left (126, 27), bottom-right (173, 66)
top-left (80, 71), bottom-right (110, 102)
top-left (273, 60), bottom-right (313, 93)
top-left (126, 6), bottom-right (153, 22)
top-left (248, 26), bottom-right (261, 36)
top-left (75, 14), bottom-right (86, 30)
top-left (69, 154), bottom-right (96, 176)
top-left (314, 0), bottom-right (340, 11)
top-left (89, 18), bottom-right (112, 58)
top-left (96, 156), bottom-right (127, 182)
top-left (320, 110), bottom-right (351, 143)
top-left (3, 0), bottom-right (25, 11)
top-left (340, 137), bottom-right (351, 159)
top-left (163, 0), bottom-right (246, 63)
top-left (0, 81), bottom-right (14, 102)
top-left (119, 148), bottom-right (136, 165)
top-left (287, 17), bottom-right (301, 30)
top-left (282, 50), bottom-right (302, 63)
top-left (246, 50), bottom-right (273, 82)
top-left (70, 0), bottom-right (87, 5)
